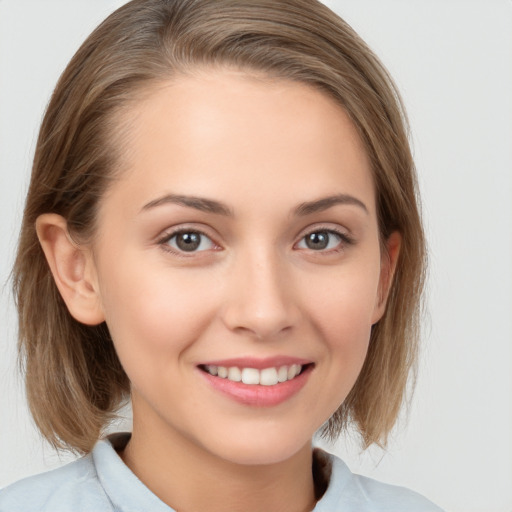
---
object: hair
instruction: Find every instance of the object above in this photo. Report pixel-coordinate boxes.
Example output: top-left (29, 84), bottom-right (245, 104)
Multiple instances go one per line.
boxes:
top-left (13, 0), bottom-right (426, 454)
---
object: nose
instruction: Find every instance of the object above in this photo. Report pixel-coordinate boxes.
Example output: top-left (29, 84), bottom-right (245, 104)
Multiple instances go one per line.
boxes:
top-left (221, 248), bottom-right (301, 340)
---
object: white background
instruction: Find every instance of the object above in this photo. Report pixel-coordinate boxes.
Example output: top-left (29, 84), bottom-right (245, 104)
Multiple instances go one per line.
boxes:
top-left (1, 1), bottom-right (511, 511)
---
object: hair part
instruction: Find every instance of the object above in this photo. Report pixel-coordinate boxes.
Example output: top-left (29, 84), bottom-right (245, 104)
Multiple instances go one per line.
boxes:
top-left (13, 0), bottom-right (426, 453)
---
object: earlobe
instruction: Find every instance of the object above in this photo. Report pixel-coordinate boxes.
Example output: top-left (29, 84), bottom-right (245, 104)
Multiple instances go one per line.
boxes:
top-left (35, 214), bottom-right (105, 326)
top-left (372, 231), bottom-right (402, 324)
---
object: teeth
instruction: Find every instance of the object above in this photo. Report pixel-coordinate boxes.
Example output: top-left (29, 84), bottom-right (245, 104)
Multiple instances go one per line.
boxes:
top-left (241, 368), bottom-right (260, 385)
top-left (288, 364), bottom-right (301, 380)
top-left (260, 367), bottom-right (278, 386)
top-left (227, 367), bottom-right (242, 382)
top-left (204, 364), bottom-right (304, 385)
top-left (277, 366), bottom-right (288, 383)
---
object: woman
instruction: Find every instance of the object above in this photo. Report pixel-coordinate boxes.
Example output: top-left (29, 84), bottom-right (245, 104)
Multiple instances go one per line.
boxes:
top-left (1, 1), bottom-right (442, 510)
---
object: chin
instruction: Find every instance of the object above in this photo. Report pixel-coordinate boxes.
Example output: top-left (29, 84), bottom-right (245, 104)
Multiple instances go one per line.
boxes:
top-left (202, 429), bottom-right (313, 467)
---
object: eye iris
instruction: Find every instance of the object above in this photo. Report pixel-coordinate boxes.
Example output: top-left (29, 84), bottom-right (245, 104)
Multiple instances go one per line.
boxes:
top-left (306, 231), bottom-right (329, 250)
top-left (176, 232), bottom-right (201, 251)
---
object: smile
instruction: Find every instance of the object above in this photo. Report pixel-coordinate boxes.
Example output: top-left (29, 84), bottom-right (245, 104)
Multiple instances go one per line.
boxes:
top-left (198, 360), bottom-right (313, 407)
top-left (202, 364), bottom-right (304, 386)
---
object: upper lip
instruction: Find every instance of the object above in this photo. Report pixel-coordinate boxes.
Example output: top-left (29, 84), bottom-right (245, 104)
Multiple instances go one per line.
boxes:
top-left (198, 356), bottom-right (313, 370)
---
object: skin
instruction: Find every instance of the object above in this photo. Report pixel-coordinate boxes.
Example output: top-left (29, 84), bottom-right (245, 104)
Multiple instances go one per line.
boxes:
top-left (37, 69), bottom-right (400, 512)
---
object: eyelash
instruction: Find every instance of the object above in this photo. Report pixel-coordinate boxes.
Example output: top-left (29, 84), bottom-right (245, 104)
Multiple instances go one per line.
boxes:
top-left (157, 228), bottom-right (219, 257)
top-left (297, 227), bottom-right (355, 254)
top-left (157, 226), bottom-right (355, 257)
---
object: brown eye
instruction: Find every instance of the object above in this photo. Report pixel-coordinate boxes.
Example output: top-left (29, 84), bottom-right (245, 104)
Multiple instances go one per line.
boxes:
top-left (176, 232), bottom-right (201, 251)
top-left (165, 231), bottom-right (215, 253)
top-left (297, 230), bottom-right (343, 251)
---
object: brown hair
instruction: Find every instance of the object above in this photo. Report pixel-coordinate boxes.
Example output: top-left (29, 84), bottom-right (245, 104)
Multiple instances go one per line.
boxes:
top-left (13, 0), bottom-right (426, 453)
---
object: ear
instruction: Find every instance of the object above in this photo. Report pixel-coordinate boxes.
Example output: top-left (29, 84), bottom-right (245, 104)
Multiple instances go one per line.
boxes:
top-left (35, 213), bottom-right (105, 326)
top-left (372, 231), bottom-right (402, 324)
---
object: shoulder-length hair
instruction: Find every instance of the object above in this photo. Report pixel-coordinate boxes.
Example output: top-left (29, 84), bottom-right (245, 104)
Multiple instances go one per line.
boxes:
top-left (13, 0), bottom-right (426, 453)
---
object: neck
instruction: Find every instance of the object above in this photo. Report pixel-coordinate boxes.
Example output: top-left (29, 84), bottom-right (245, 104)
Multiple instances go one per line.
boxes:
top-left (121, 411), bottom-right (316, 512)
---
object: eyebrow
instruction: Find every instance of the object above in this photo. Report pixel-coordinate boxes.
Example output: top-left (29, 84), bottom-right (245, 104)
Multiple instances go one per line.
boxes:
top-left (141, 192), bottom-right (368, 217)
top-left (141, 194), bottom-right (233, 216)
top-left (294, 194), bottom-right (368, 216)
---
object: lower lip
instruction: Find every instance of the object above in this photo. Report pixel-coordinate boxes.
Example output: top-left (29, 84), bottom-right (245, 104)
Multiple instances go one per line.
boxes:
top-left (199, 365), bottom-right (313, 407)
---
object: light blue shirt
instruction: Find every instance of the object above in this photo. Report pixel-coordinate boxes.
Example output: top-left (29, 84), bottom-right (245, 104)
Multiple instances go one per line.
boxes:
top-left (0, 433), bottom-right (443, 511)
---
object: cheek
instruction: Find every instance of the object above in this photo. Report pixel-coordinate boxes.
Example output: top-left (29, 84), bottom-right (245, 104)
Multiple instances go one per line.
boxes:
top-left (97, 255), bottom-right (219, 371)
top-left (302, 261), bottom-right (381, 385)
top-left (306, 263), bottom-right (381, 338)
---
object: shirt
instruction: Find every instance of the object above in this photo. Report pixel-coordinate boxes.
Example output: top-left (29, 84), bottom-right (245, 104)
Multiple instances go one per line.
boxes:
top-left (0, 433), bottom-right (444, 511)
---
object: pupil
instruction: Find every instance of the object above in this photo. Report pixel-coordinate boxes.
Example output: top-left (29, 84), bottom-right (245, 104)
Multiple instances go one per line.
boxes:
top-left (177, 232), bottom-right (201, 251)
top-left (306, 232), bottom-right (329, 250)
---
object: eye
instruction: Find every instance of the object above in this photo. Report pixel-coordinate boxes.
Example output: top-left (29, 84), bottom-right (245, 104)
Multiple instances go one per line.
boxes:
top-left (296, 230), bottom-right (345, 251)
top-left (162, 230), bottom-right (216, 253)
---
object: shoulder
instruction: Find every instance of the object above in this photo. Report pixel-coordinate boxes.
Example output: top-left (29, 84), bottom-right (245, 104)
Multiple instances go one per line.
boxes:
top-left (0, 433), bottom-right (170, 512)
top-left (314, 450), bottom-right (445, 512)
top-left (0, 454), bottom-right (113, 512)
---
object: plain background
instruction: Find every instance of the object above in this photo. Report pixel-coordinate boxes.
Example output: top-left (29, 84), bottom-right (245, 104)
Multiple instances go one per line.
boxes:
top-left (1, 1), bottom-right (511, 511)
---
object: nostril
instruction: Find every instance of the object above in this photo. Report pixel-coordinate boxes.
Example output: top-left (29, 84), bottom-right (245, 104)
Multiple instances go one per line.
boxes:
top-left (222, 303), bottom-right (300, 340)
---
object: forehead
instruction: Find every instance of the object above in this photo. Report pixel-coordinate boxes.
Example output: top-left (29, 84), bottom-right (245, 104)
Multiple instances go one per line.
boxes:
top-left (104, 69), bottom-right (375, 217)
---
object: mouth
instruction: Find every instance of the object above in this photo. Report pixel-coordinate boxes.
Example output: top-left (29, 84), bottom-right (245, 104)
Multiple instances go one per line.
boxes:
top-left (199, 363), bottom-right (310, 386)
top-left (197, 359), bottom-right (314, 406)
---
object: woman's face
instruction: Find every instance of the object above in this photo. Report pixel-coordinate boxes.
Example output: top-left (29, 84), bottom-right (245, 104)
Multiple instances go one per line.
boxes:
top-left (90, 69), bottom-right (393, 465)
